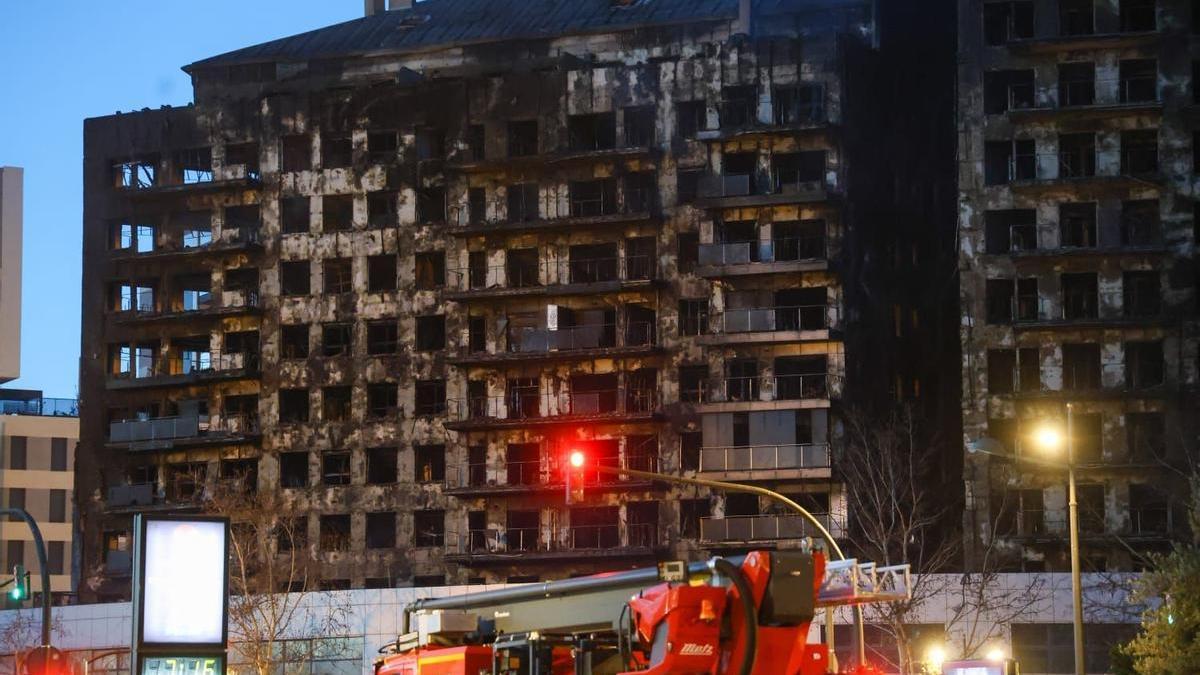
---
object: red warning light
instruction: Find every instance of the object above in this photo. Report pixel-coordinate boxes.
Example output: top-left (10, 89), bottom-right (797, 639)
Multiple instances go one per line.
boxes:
top-left (569, 450), bottom-right (585, 468)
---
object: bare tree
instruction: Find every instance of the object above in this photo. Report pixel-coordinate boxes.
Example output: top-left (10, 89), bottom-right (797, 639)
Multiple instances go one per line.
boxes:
top-left (0, 612), bottom-right (67, 675)
top-left (205, 477), bottom-right (350, 675)
top-left (837, 405), bottom-right (1048, 673)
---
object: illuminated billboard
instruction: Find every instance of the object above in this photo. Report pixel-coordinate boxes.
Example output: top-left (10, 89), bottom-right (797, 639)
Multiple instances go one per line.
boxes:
top-left (134, 516), bottom-right (229, 648)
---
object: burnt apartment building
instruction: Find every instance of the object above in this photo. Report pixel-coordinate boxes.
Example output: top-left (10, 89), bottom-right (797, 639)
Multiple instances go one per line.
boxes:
top-left (78, 0), bottom-right (955, 599)
top-left (960, 0), bottom-right (1198, 571)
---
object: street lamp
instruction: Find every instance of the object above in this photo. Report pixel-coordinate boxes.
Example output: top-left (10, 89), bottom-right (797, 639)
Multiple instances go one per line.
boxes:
top-left (967, 403), bottom-right (1085, 675)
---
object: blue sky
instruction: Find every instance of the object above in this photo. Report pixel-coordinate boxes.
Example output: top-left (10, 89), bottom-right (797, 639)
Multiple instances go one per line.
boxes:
top-left (0, 2), bottom-right (356, 398)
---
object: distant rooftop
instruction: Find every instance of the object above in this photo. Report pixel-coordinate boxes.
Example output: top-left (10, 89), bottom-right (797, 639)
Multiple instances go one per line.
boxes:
top-left (0, 389), bottom-right (78, 418)
top-left (186, 0), bottom-right (745, 71)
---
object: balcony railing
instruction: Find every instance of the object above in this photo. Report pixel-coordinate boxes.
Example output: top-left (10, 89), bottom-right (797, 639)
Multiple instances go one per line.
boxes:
top-left (0, 397), bottom-right (78, 417)
top-left (450, 255), bottom-right (657, 291)
top-left (449, 388), bottom-right (660, 423)
top-left (451, 523), bottom-right (659, 555)
top-left (1128, 507), bottom-right (1172, 535)
top-left (108, 412), bottom-right (260, 445)
top-left (699, 443), bottom-right (831, 473)
top-left (110, 350), bottom-right (259, 384)
top-left (697, 173), bottom-right (827, 201)
top-left (699, 514), bottom-right (833, 543)
top-left (507, 321), bottom-right (655, 353)
top-left (697, 236), bottom-right (826, 266)
top-left (448, 454), bottom-right (661, 490)
top-left (714, 305), bottom-right (831, 333)
top-left (721, 373), bottom-right (830, 402)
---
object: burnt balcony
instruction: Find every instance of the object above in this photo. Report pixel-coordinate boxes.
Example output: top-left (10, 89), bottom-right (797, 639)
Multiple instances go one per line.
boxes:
top-left (699, 304), bottom-right (835, 345)
top-left (450, 321), bottom-right (658, 366)
top-left (695, 170), bottom-right (833, 209)
top-left (445, 522), bottom-right (663, 564)
top-left (1127, 507), bottom-right (1174, 537)
top-left (699, 513), bottom-right (840, 545)
top-left (446, 255), bottom-right (660, 300)
top-left (1010, 291), bottom-right (1162, 330)
top-left (717, 373), bottom-right (834, 405)
top-left (106, 350), bottom-right (260, 390)
top-left (696, 234), bottom-right (828, 276)
top-left (113, 288), bottom-right (261, 325)
top-left (444, 454), bottom-right (659, 496)
top-left (106, 413), bottom-right (260, 452)
top-left (104, 479), bottom-right (206, 515)
top-left (444, 388), bottom-right (661, 430)
top-left (697, 88), bottom-right (829, 141)
top-left (698, 443), bottom-right (832, 480)
top-left (450, 184), bottom-right (658, 236)
top-left (110, 226), bottom-right (262, 263)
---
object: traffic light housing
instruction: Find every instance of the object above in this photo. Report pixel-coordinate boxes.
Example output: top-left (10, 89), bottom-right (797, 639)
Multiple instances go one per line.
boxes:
top-left (22, 645), bottom-right (66, 675)
top-left (9, 565), bottom-right (27, 602)
top-left (565, 449), bottom-right (586, 504)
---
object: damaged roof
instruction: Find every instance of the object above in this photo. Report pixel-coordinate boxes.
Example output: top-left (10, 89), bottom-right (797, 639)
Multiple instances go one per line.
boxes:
top-left (186, 0), bottom-right (743, 72)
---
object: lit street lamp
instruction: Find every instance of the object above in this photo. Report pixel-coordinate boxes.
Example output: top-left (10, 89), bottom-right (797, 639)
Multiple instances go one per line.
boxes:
top-left (967, 402), bottom-right (1084, 675)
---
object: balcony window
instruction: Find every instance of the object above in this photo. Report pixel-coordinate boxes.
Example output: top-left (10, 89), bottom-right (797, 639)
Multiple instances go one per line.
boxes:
top-left (679, 299), bottom-right (709, 336)
top-left (367, 131), bottom-right (398, 164)
top-left (569, 178), bottom-right (618, 217)
top-left (280, 260), bottom-right (310, 296)
top-left (367, 321), bottom-right (399, 355)
top-left (468, 316), bottom-right (486, 353)
top-left (174, 147), bottom-right (212, 184)
top-left (1120, 59), bottom-right (1157, 103)
top-left (1125, 340), bottom-right (1164, 389)
top-left (570, 506), bottom-right (620, 549)
top-left (416, 185), bottom-right (446, 223)
top-left (113, 222), bottom-right (156, 253)
top-left (624, 172), bottom-right (657, 214)
top-left (505, 510), bottom-right (539, 551)
top-left (984, 70), bottom-right (1035, 114)
top-left (571, 373), bottom-right (620, 414)
top-left (504, 248), bottom-right (540, 288)
top-left (1120, 0), bottom-right (1156, 32)
top-left (719, 85), bottom-right (758, 129)
top-left (1127, 413), bottom-right (1165, 462)
top-left (466, 124), bottom-right (485, 161)
top-left (367, 190), bottom-right (397, 228)
top-left (725, 359), bottom-right (759, 402)
top-left (505, 443), bottom-right (541, 485)
top-left (1059, 202), bottom-right (1097, 248)
top-left (1061, 273), bottom-right (1098, 319)
top-left (1120, 129), bottom-right (1158, 175)
top-left (415, 251), bottom-right (445, 290)
top-left (1123, 271), bottom-right (1160, 317)
top-left (774, 356), bottom-right (827, 399)
top-left (505, 378), bottom-right (540, 419)
top-left (415, 380), bottom-right (446, 416)
top-left (322, 453), bottom-right (351, 486)
top-left (415, 316), bottom-right (446, 351)
top-left (1062, 343), bottom-right (1102, 390)
top-left (568, 243), bottom-right (618, 284)
top-left (680, 365), bottom-right (710, 403)
top-left (1058, 0), bottom-right (1094, 35)
top-left (623, 106), bottom-right (655, 147)
top-left (1058, 133), bottom-right (1095, 177)
top-left (985, 139), bottom-right (1035, 184)
top-left (677, 169), bottom-right (702, 205)
top-left (985, 209), bottom-right (1037, 253)
top-left (281, 135), bottom-right (311, 172)
top-left (772, 151), bottom-right (825, 192)
top-left (507, 120), bottom-right (538, 157)
top-left (1058, 62), bottom-right (1095, 107)
top-left (774, 83), bottom-right (824, 124)
top-left (281, 197), bottom-right (310, 234)
top-left (468, 187), bottom-right (486, 225)
top-left (226, 142), bottom-right (259, 179)
top-left (225, 205), bottom-right (260, 239)
top-left (367, 383), bottom-right (398, 418)
top-left (1077, 485), bottom-right (1106, 533)
top-left (676, 100), bottom-right (708, 139)
top-left (983, 1), bottom-right (1035, 45)
top-left (323, 258), bottom-right (353, 294)
top-left (985, 279), bottom-right (1015, 323)
top-left (506, 183), bottom-right (539, 222)
top-left (114, 158), bottom-right (157, 190)
top-left (1120, 199), bottom-right (1160, 245)
top-left (568, 113), bottom-right (616, 152)
top-left (181, 280), bottom-right (212, 312)
top-left (414, 510), bottom-right (445, 547)
top-left (321, 136), bottom-right (352, 169)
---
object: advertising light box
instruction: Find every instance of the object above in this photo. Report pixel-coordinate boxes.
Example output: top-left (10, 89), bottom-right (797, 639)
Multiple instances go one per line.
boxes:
top-left (136, 517), bottom-right (229, 647)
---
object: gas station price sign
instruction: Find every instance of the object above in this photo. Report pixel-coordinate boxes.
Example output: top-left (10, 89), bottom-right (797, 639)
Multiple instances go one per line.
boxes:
top-left (141, 656), bottom-right (224, 675)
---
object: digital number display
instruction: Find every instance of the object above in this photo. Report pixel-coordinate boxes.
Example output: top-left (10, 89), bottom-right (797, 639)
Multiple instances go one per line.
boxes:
top-left (141, 656), bottom-right (224, 675)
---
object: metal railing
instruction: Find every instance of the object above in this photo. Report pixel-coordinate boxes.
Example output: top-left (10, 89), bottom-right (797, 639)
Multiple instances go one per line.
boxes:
top-left (449, 453), bottom-right (661, 489)
top-left (450, 255), bottom-right (657, 290)
top-left (450, 388), bottom-right (661, 422)
top-left (699, 443), bottom-right (831, 473)
top-left (1128, 507), bottom-right (1172, 535)
top-left (697, 172), bottom-right (826, 200)
top-left (112, 350), bottom-right (259, 381)
top-left (0, 397), bottom-right (78, 417)
top-left (507, 321), bottom-right (655, 353)
top-left (452, 522), bottom-right (659, 554)
top-left (699, 514), bottom-right (833, 542)
top-left (722, 373), bottom-right (830, 402)
top-left (697, 236), bottom-right (827, 266)
top-left (108, 412), bottom-right (259, 444)
top-left (714, 305), bottom-right (831, 333)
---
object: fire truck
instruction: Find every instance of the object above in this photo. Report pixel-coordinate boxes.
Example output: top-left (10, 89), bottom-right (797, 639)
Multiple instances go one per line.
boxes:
top-left (374, 545), bottom-right (910, 674)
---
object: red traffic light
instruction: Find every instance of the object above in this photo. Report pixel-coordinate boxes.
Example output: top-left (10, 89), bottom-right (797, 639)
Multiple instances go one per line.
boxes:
top-left (23, 646), bottom-right (67, 675)
top-left (569, 450), bottom-right (585, 468)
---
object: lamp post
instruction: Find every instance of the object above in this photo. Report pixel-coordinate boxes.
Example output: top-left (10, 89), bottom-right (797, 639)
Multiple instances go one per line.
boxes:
top-left (967, 406), bottom-right (1085, 675)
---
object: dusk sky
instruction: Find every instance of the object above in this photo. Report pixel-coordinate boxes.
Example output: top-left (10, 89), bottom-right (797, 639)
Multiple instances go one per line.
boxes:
top-left (0, 2), bottom-right (357, 398)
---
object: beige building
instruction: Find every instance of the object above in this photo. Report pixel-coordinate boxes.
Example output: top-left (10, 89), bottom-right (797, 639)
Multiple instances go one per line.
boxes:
top-left (0, 166), bottom-right (22, 384)
top-left (0, 396), bottom-right (78, 600)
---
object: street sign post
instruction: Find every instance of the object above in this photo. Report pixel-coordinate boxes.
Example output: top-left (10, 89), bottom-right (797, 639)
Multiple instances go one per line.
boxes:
top-left (131, 515), bottom-right (230, 675)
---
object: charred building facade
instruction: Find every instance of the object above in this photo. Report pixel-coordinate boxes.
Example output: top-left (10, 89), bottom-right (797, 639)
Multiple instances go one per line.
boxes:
top-left (959, 0), bottom-right (1198, 571)
top-left (79, 0), bottom-right (955, 599)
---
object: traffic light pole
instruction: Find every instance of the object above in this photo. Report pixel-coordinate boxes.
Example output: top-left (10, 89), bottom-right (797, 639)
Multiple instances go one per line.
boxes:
top-left (0, 508), bottom-right (52, 646)
top-left (585, 464), bottom-right (867, 670)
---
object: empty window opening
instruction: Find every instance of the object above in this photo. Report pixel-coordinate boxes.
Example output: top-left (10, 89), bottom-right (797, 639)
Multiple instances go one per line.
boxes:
top-left (985, 209), bottom-right (1037, 253)
top-left (281, 197), bottom-right (310, 234)
top-left (1059, 133), bottom-right (1095, 177)
top-left (1123, 271), bottom-right (1160, 317)
top-left (983, 1), bottom-right (1034, 45)
top-left (367, 321), bottom-right (399, 355)
top-left (1059, 0), bottom-right (1094, 35)
top-left (468, 315), bottom-right (486, 352)
top-left (467, 124), bottom-right (485, 161)
top-left (1120, 0), bottom-right (1156, 31)
top-left (984, 70), bottom-right (1035, 113)
top-left (114, 158), bottom-right (157, 189)
top-left (415, 380), bottom-right (446, 416)
top-left (506, 248), bottom-right (540, 288)
top-left (415, 316), bottom-right (446, 351)
top-left (279, 389), bottom-right (309, 423)
top-left (368, 255), bottom-right (397, 292)
top-left (414, 444), bottom-right (445, 482)
top-left (1126, 340), bottom-right (1164, 389)
top-left (322, 195), bottom-right (354, 232)
top-left (1061, 273), bottom-right (1098, 319)
top-left (281, 135), bottom-right (311, 172)
top-left (1121, 129), bottom-right (1158, 175)
top-left (680, 364), bottom-right (710, 403)
top-left (319, 515), bottom-right (351, 551)
top-left (624, 172), bottom-right (657, 214)
top-left (1121, 199), bottom-right (1160, 245)
top-left (774, 83), bottom-right (824, 124)
top-left (179, 276), bottom-right (212, 312)
top-left (323, 386), bottom-right (352, 422)
top-left (507, 120), bottom-right (538, 157)
top-left (367, 131), bottom-right (399, 163)
top-left (366, 513), bottom-right (396, 549)
top-left (725, 359), bottom-right (760, 402)
top-left (367, 447), bottom-right (398, 484)
top-left (415, 127), bottom-right (445, 160)
top-left (468, 187), bottom-right (487, 224)
top-left (323, 258), bottom-right (353, 294)
top-left (568, 113), bottom-right (617, 151)
top-left (986, 279), bottom-right (1016, 323)
top-left (507, 377), bottom-right (541, 419)
top-left (679, 299), bottom-right (710, 336)
top-left (1058, 62), bottom-right (1095, 107)
top-left (676, 100), bottom-right (707, 138)
top-left (1127, 413), bottom-right (1165, 461)
top-left (367, 192), bottom-right (397, 226)
top-left (280, 260), bottom-right (310, 295)
top-left (322, 136), bottom-right (353, 168)
top-left (174, 147), bottom-right (213, 184)
top-left (775, 356), bottom-right (827, 399)
top-left (322, 452), bottom-right (351, 486)
top-left (623, 106), bottom-right (655, 147)
top-left (570, 506), bottom-right (619, 549)
top-left (414, 510), bottom-right (445, 547)
top-left (417, 185), bottom-right (446, 223)
top-left (415, 251), bottom-right (445, 290)
top-left (1059, 202), bottom-right (1097, 247)
top-left (985, 139), bottom-right (1035, 184)
top-left (676, 169), bottom-right (702, 205)
top-left (506, 183), bottom-right (539, 222)
top-left (1062, 343), bottom-right (1102, 390)
top-left (677, 231), bottom-right (699, 273)
top-left (226, 142), bottom-right (260, 179)
top-left (363, 383), bottom-right (396, 420)
top-left (570, 178), bottom-right (618, 217)
top-left (719, 85), bottom-right (758, 129)
top-left (569, 243), bottom-right (619, 283)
